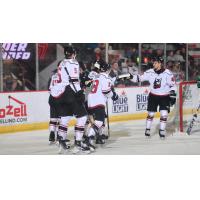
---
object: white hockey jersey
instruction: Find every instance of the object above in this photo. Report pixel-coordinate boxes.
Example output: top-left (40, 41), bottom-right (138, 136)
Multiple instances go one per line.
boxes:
top-left (132, 68), bottom-right (176, 96)
top-left (49, 72), bottom-right (60, 91)
top-left (50, 59), bottom-right (81, 97)
top-left (84, 70), bottom-right (100, 101)
top-left (88, 70), bottom-right (99, 80)
top-left (88, 72), bottom-right (113, 109)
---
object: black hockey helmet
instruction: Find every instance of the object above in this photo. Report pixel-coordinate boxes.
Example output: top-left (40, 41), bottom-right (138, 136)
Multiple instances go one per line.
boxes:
top-left (151, 56), bottom-right (164, 63)
top-left (64, 46), bottom-right (77, 58)
top-left (93, 59), bottom-right (111, 72)
top-left (100, 62), bottom-right (111, 72)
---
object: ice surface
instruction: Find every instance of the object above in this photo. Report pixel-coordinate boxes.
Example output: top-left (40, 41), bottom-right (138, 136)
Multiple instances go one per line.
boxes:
top-left (0, 119), bottom-right (200, 155)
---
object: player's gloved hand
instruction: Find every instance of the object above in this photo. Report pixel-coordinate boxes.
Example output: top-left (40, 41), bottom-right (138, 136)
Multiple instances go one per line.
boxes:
top-left (112, 92), bottom-right (119, 101)
top-left (129, 73), bottom-right (133, 79)
top-left (169, 90), bottom-right (176, 106)
top-left (75, 90), bottom-right (85, 103)
top-left (116, 73), bottom-right (133, 81)
top-left (85, 80), bottom-right (93, 87)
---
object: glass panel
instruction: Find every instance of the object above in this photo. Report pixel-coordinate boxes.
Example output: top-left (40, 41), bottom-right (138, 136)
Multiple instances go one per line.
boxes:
top-left (188, 43), bottom-right (200, 80)
top-left (38, 43), bottom-right (57, 90)
top-left (2, 43), bottom-right (36, 91)
top-left (108, 43), bottom-right (139, 87)
top-left (166, 43), bottom-right (186, 82)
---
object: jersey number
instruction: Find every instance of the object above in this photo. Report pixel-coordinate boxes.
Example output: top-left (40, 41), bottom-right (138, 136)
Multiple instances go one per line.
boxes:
top-left (91, 80), bottom-right (99, 94)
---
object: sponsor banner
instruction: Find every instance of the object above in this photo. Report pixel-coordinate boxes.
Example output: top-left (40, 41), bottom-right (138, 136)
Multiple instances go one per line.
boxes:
top-left (0, 91), bottom-right (49, 126)
top-left (108, 87), bottom-right (149, 115)
top-left (0, 87), bottom-right (150, 130)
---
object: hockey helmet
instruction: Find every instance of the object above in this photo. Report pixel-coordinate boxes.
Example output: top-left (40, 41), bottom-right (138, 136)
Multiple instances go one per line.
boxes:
top-left (100, 63), bottom-right (111, 72)
top-left (64, 46), bottom-right (77, 58)
top-left (151, 56), bottom-right (164, 63)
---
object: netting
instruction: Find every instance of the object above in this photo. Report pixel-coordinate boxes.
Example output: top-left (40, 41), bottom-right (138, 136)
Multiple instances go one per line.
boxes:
top-left (179, 81), bottom-right (200, 134)
top-left (152, 82), bottom-right (200, 136)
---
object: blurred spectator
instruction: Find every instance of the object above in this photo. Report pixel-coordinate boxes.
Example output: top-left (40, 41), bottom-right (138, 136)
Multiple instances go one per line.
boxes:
top-left (131, 47), bottom-right (138, 64)
top-left (174, 50), bottom-right (185, 63)
top-left (172, 62), bottom-right (185, 82)
top-left (94, 48), bottom-right (102, 60)
top-left (124, 47), bottom-right (133, 59)
top-left (3, 73), bottom-right (23, 91)
top-left (146, 48), bottom-right (155, 60)
top-left (180, 47), bottom-right (186, 59)
top-left (156, 49), bottom-right (163, 57)
top-left (167, 51), bottom-right (175, 62)
top-left (109, 61), bottom-right (122, 78)
top-left (109, 61), bottom-right (125, 87)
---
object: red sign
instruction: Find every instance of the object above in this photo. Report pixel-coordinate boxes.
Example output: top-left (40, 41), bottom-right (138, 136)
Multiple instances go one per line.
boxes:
top-left (0, 96), bottom-right (27, 118)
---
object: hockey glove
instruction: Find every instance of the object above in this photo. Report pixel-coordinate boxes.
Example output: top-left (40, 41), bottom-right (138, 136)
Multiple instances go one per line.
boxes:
top-left (117, 73), bottom-right (133, 81)
top-left (75, 90), bottom-right (85, 103)
top-left (112, 92), bottom-right (119, 101)
top-left (169, 90), bottom-right (176, 106)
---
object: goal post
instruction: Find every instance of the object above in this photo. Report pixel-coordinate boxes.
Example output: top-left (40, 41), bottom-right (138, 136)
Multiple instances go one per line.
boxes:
top-left (178, 80), bottom-right (200, 133)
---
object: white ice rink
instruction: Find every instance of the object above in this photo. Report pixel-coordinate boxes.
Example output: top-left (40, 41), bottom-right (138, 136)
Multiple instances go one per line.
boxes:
top-left (0, 119), bottom-right (200, 155)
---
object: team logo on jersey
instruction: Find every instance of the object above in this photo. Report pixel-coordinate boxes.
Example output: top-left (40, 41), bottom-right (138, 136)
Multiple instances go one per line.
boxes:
top-left (153, 78), bottom-right (162, 89)
top-left (2, 43), bottom-right (31, 60)
top-left (112, 90), bottom-right (128, 113)
top-left (0, 96), bottom-right (28, 124)
top-left (136, 89), bottom-right (149, 111)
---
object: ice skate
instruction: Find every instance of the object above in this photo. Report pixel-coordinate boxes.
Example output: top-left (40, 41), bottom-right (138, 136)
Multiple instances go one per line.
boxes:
top-left (145, 129), bottom-right (151, 138)
top-left (159, 130), bottom-right (166, 139)
top-left (72, 140), bottom-right (90, 154)
top-left (49, 131), bottom-right (56, 145)
top-left (96, 135), bottom-right (105, 144)
top-left (86, 136), bottom-right (96, 152)
top-left (58, 140), bottom-right (70, 154)
top-left (101, 134), bottom-right (109, 140)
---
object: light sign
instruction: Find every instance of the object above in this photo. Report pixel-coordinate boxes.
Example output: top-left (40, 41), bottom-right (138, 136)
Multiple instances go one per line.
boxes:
top-left (2, 43), bottom-right (31, 60)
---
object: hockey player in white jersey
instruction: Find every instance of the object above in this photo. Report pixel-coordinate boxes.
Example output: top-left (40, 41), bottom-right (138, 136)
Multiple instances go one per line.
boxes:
top-left (87, 61), bottom-right (119, 150)
top-left (80, 60), bottom-right (101, 135)
top-left (131, 57), bottom-right (176, 138)
top-left (50, 46), bottom-right (90, 153)
top-left (48, 61), bottom-right (61, 144)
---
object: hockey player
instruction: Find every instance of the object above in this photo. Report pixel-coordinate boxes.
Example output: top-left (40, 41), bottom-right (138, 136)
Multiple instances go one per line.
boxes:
top-left (131, 57), bottom-right (176, 138)
top-left (50, 46), bottom-right (90, 153)
top-left (87, 61), bottom-right (119, 150)
top-left (80, 60), bottom-right (101, 134)
top-left (48, 62), bottom-right (61, 144)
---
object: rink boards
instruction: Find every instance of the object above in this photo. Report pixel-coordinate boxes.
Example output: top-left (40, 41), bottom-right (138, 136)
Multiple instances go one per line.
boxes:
top-left (0, 84), bottom-right (198, 134)
top-left (0, 87), bottom-right (153, 133)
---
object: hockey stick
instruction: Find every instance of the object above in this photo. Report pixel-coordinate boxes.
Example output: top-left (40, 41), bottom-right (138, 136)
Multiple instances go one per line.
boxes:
top-left (64, 67), bottom-right (88, 113)
top-left (106, 101), bottom-right (110, 138)
top-left (186, 103), bottom-right (200, 135)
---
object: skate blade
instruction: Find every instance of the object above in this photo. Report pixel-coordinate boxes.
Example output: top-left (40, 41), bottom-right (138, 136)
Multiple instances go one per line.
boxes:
top-left (71, 148), bottom-right (91, 154)
top-left (145, 135), bottom-right (151, 139)
top-left (58, 146), bottom-right (70, 154)
top-left (159, 137), bottom-right (166, 140)
top-left (49, 141), bottom-right (56, 145)
top-left (89, 147), bottom-right (95, 152)
top-left (71, 147), bottom-right (81, 154)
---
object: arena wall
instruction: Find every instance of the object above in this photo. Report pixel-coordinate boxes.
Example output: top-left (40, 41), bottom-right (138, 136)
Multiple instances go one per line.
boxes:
top-left (0, 87), bottom-right (161, 133)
